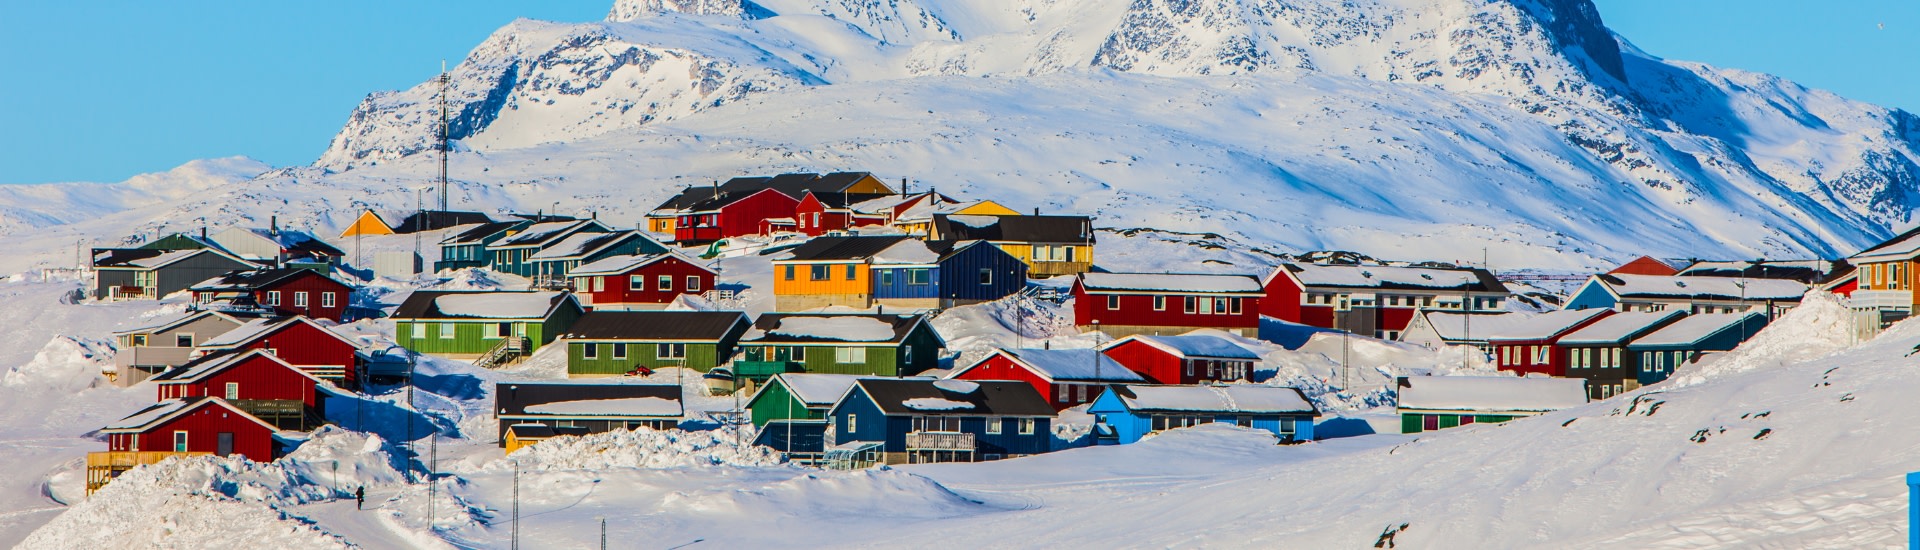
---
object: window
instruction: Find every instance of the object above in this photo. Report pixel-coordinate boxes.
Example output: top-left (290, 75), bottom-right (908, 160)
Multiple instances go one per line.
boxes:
top-left (612, 343), bottom-right (627, 359)
top-left (1185, 361), bottom-right (1194, 377)
top-left (225, 382), bottom-right (240, 400)
top-left (630, 275), bottom-right (645, 291)
top-left (792, 346), bottom-right (808, 361)
top-left (810, 265), bottom-right (829, 281)
top-left (978, 268), bottom-right (993, 285)
top-left (784, 265), bottom-right (796, 281)
top-left (687, 276), bottom-right (701, 292)
top-left (657, 343), bottom-right (686, 359)
top-left (173, 431), bottom-right (189, 453)
top-left (1019, 418), bottom-right (1035, 434)
top-left (846, 264), bottom-right (858, 281)
top-left (1199, 297), bottom-right (1214, 315)
top-left (294, 292), bottom-right (309, 307)
top-left (879, 270), bottom-right (893, 286)
top-left (583, 344), bottom-right (598, 359)
top-left (813, 213), bottom-right (821, 227)
top-left (176, 334), bottom-right (194, 347)
top-left (1231, 298), bottom-right (1242, 314)
top-left (986, 417), bottom-right (1002, 434)
top-left (411, 323), bottom-right (425, 339)
top-left (1185, 296), bottom-right (1197, 314)
top-left (514, 323), bottom-right (526, 337)
top-left (1107, 295), bottom-right (1120, 310)
top-left (322, 292), bottom-right (336, 308)
top-left (1153, 296), bottom-right (1166, 310)
top-left (901, 345), bottom-right (911, 364)
top-left (1064, 246), bottom-right (1076, 263)
top-left (847, 414), bottom-right (857, 433)
top-left (1057, 387), bottom-right (1068, 403)
top-left (908, 269), bottom-right (929, 285)
top-left (265, 291), bottom-right (280, 306)
top-left (439, 323), bottom-right (455, 339)
top-left (835, 347), bottom-right (867, 364)
top-left (658, 275), bottom-right (674, 291)
top-left (131, 334), bottom-right (148, 347)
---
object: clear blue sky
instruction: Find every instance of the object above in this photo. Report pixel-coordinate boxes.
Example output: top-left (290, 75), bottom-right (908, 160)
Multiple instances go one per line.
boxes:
top-left (0, 1), bottom-right (1914, 184)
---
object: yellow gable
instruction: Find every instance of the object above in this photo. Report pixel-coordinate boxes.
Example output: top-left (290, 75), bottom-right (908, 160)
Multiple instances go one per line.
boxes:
top-left (955, 200), bottom-right (1019, 216)
top-left (844, 174), bottom-right (895, 194)
top-left (339, 210), bottom-right (395, 238)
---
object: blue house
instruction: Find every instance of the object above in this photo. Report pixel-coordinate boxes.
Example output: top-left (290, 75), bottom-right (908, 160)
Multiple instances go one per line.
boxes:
top-left (828, 378), bottom-right (1057, 464)
top-left (1626, 312), bottom-right (1769, 385)
top-left (1088, 384), bottom-right (1319, 445)
top-left (869, 239), bottom-right (1029, 310)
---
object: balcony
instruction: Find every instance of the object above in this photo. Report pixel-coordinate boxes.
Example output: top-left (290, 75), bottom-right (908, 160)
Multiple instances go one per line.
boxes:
top-left (1847, 290), bottom-right (1912, 310)
top-left (731, 360), bottom-right (799, 381)
top-left (905, 431), bottom-right (975, 452)
top-left (86, 451), bottom-right (210, 494)
top-left (114, 346), bottom-right (196, 369)
top-left (109, 285), bottom-right (155, 300)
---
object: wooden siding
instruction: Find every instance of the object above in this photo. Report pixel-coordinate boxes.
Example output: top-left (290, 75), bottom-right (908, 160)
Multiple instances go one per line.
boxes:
top-left (828, 386), bottom-right (1053, 457)
top-left (574, 256), bottom-right (716, 309)
top-left (773, 261), bottom-right (870, 297)
top-left (747, 381), bottom-right (826, 426)
top-left (1073, 281), bottom-right (1261, 332)
top-left (256, 272), bottom-right (354, 322)
top-left (397, 319), bottom-right (552, 355)
top-left (932, 243), bottom-right (1027, 302)
top-left (737, 323), bottom-right (940, 377)
top-left (155, 356), bottom-right (321, 408)
top-left (339, 211), bottom-right (395, 237)
top-left (950, 354), bottom-right (1104, 411)
top-left (871, 266), bottom-right (940, 300)
top-left (230, 322), bottom-right (359, 388)
top-left (675, 189), bottom-right (800, 243)
top-left (567, 341), bottom-right (727, 375)
top-left (110, 403), bottom-right (276, 461)
top-left (994, 242), bottom-right (1093, 276)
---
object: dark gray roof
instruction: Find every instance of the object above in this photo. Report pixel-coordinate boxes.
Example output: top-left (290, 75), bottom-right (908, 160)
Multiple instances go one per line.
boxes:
top-left (672, 172), bottom-right (894, 213)
top-left (852, 379), bottom-right (1056, 417)
top-left (495, 382), bottom-right (682, 416)
top-left (561, 311), bottom-right (748, 341)
top-left (745, 313), bottom-right (928, 344)
top-left (442, 221), bottom-right (528, 245)
top-left (392, 211), bottom-right (497, 233)
top-left (931, 214), bottom-right (1094, 243)
top-left (781, 236), bottom-right (914, 261)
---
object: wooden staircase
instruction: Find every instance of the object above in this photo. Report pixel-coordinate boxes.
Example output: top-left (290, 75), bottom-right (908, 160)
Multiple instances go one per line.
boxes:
top-left (475, 336), bottom-right (529, 369)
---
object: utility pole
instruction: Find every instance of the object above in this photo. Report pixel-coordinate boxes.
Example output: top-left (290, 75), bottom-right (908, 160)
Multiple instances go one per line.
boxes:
top-left (511, 460), bottom-right (521, 550)
top-left (438, 60), bottom-right (450, 214)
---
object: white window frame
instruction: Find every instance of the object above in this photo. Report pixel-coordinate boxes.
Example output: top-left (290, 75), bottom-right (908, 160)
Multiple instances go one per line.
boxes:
top-left (835, 347), bottom-right (867, 364)
top-left (439, 322), bottom-right (455, 339)
top-left (321, 292), bottom-right (336, 308)
top-left (657, 343), bottom-right (686, 359)
top-left (411, 323), bottom-right (425, 339)
top-left (986, 417), bottom-right (1002, 434)
top-left (687, 276), bottom-right (701, 292)
top-left (978, 268), bottom-right (992, 286)
top-left (847, 414), bottom-right (857, 433)
top-left (630, 275), bottom-right (646, 291)
top-left (225, 382), bottom-right (240, 400)
top-left (1019, 418), bottom-right (1035, 435)
top-left (594, 276), bottom-right (605, 292)
top-left (294, 291), bottom-right (308, 307)
top-left (659, 275), bottom-right (674, 291)
top-left (173, 431), bottom-right (189, 452)
top-left (265, 291), bottom-right (280, 306)
top-left (612, 343), bottom-right (627, 360)
top-left (1106, 295), bottom-right (1119, 310)
top-left (1153, 296), bottom-right (1166, 311)
top-left (583, 343), bottom-right (599, 359)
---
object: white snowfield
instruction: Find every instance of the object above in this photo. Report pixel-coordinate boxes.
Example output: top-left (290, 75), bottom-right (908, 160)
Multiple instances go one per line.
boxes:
top-left (1396, 376), bottom-right (1590, 413)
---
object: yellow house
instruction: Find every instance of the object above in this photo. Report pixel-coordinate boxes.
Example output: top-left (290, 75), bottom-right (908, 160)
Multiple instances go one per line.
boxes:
top-left (927, 213), bottom-right (1095, 276)
top-left (339, 209), bottom-right (397, 238)
top-left (773, 258), bottom-right (872, 311)
top-left (893, 199), bottom-right (1019, 235)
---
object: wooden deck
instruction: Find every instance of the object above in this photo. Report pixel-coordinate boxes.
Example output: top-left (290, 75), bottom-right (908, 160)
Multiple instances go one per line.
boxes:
top-left (86, 451), bottom-right (210, 495)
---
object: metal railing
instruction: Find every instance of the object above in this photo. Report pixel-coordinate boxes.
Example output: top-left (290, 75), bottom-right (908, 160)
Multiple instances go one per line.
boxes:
top-left (905, 431), bottom-right (975, 451)
top-left (475, 336), bottom-right (529, 369)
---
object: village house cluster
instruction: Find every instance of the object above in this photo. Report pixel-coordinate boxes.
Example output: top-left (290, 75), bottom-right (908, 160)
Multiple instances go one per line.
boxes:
top-left (76, 169), bottom-right (1912, 490)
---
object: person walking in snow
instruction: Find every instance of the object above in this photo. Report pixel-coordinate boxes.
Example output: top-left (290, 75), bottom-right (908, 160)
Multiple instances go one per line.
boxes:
top-left (355, 486), bottom-right (365, 510)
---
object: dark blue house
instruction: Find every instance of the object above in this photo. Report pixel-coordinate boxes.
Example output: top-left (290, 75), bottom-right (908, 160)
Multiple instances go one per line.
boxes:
top-left (870, 239), bottom-right (1029, 310)
top-left (828, 378), bottom-right (1057, 464)
top-left (1087, 384), bottom-right (1319, 445)
top-left (1626, 312), bottom-right (1769, 385)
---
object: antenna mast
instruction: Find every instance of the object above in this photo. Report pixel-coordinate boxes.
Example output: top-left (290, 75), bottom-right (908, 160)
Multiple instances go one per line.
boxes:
top-left (438, 60), bottom-right (450, 213)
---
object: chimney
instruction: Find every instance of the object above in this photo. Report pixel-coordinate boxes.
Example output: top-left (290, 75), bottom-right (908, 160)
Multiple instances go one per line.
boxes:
top-left (200, 226), bottom-right (207, 241)
top-left (712, 180), bottom-right (719, 200)
top-left (901, 177), bottom-right (908, 196)
top-left (270, 216), bottom-right (279, 236)
top-left (1033, 208), bottom-right (1040, 216)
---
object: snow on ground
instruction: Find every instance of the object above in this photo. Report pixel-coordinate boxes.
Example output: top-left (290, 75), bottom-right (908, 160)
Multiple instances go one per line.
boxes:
top-left (482, 426), bottom-right (779, 471)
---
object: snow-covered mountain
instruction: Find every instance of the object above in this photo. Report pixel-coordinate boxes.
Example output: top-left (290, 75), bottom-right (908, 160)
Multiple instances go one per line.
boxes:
top-left (7, 0), bottom-right (1919, 273)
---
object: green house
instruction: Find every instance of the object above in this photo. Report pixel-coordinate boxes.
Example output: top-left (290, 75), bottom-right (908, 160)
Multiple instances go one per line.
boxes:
top-left (392, 290), bottom-right (583, 359)
top-left (436, 220), bottom-right (529, 272)
top-left (734, 313), bottom-right (946, 384)
top-left (558, 310), bottom-right (750, 377)
top-left (746, 372), bottom-right (888, 427)
top-left (485, 219), bottom-right (610, 277)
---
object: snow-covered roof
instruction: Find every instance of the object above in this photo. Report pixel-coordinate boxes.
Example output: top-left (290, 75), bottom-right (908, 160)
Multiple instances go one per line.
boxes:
top-left (1483, 309), bottom-right (1611, 341)
top-left (524, 396), bottom-right (683, 417)
top-left (1280, 263), bottom-right (1503, 292)
top-left (196, 316), bottom-right (353, 350)
top-left (102, 397), bottom-right (277, 433)
top-left (1629, 313), bottom-right (1763, 347)
top-left (771, 373), bottom-right (879, 406)
top-left (1413, 311), bottom-right (1544, 342)
top-left (434, 292), bottom-right (564, 318)
top-left (1396, 376), bottom-right (1588, 413)
top-left (743, 314), bottom-right (926, 344)
top-left (1078, 273), bottom-right (1264, 294)
top-left (872, 239), bottom-right (941, 265)
top-left (121, 249), bottom-right (202, 269)
top-left (493, 220), bottom-right (598, 247)
top-left (151, 350), bottom-right (323, 386)
top-left (1110, 385), bottom-right (1318, 415)
top-left (975, 348), bottom-right (1144, 383)
top-left (1109, 334), bottom-right (1260, 359)
top-left (1557, 311), bottom-right (1686, 345)
top-left (569, 252), bottom-right (706, 277)
top-left (1596, 274), bottom-right (1807, 301)
top-left (528, 230), bottom-right (640, 260)
top-left (891, 197), bottom-right (973, 222)
top-left (1850, 227), bottom-right (1920, 262)
top-left (114, 310), bottom-right (235, 336)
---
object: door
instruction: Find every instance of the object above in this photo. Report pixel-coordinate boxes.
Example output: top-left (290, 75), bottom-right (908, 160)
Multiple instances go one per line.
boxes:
top-left (217, 432), bottom-right (235, 456)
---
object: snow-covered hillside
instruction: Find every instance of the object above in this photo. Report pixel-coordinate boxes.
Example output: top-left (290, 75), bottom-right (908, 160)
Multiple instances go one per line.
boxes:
top-left (1, 0), bottom-right (1916, 274)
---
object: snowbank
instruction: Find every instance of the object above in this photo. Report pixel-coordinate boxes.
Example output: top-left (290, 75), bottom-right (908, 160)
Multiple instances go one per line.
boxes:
top-left (484, 426), bottom-right (782, 471)
top-left (2, 336), bottom-right (110, 391)
top-left (1669, 291), bottom-right (1856, 387)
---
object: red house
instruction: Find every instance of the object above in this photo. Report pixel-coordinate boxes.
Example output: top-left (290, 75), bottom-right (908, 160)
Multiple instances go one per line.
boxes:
top-left (150, 349), bottom-right (332, 430)
top-left (1261, 263), bottom-right (1510, 341)
top-left (948, 348), bottom-right (1145, 410)
top-left (660, 172), bottom-right (899, 243)
top-left (1609, 256), bottom-right (1685, 276)
top-left (1486, 308), bottom-right (1613, 376)
top-left (188, 268), bottom-right (355, 322)
top-left (567, 252), bottom-right (719, 311)
top-left (1074, 273), bottom-right (1264, 339)
top-left (195, 316), bottom-right (362, 389)
top-left (100, 396), bottom-right (282, 461)
top-left (1098, 334), bottom-right (1259, 385)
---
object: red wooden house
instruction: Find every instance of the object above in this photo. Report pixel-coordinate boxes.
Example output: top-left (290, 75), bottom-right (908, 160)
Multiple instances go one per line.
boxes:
top-left (1608, 256), bottom-right (1685, 276)
top-left (567, 252), bottom-right (719, 311)
top-left (948, 348), bottom-right (1144, 410)
top-left (1261, 263), bottom-right (1509, 340)
top-left (150, 349), bottom-right (332, 430)
top-left (662, 172), bottom-right (898, 243)
top-left (677, 188), bottom-right (800, 243)
top-left (793, 191), bottom-right (890, 236)
top-left (100, 396), bottom-right (282, 461)
top-left (1098, 334), bottom-right (1259, 385)
top-left (189, 268), bottom-right (354, 322)
top-left (195, 316), bottom-right (362, 388)
top-left (1074, 273), bottom-right (1263, 339)
top-left (1485, 308), bottom-right (1613, 376)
